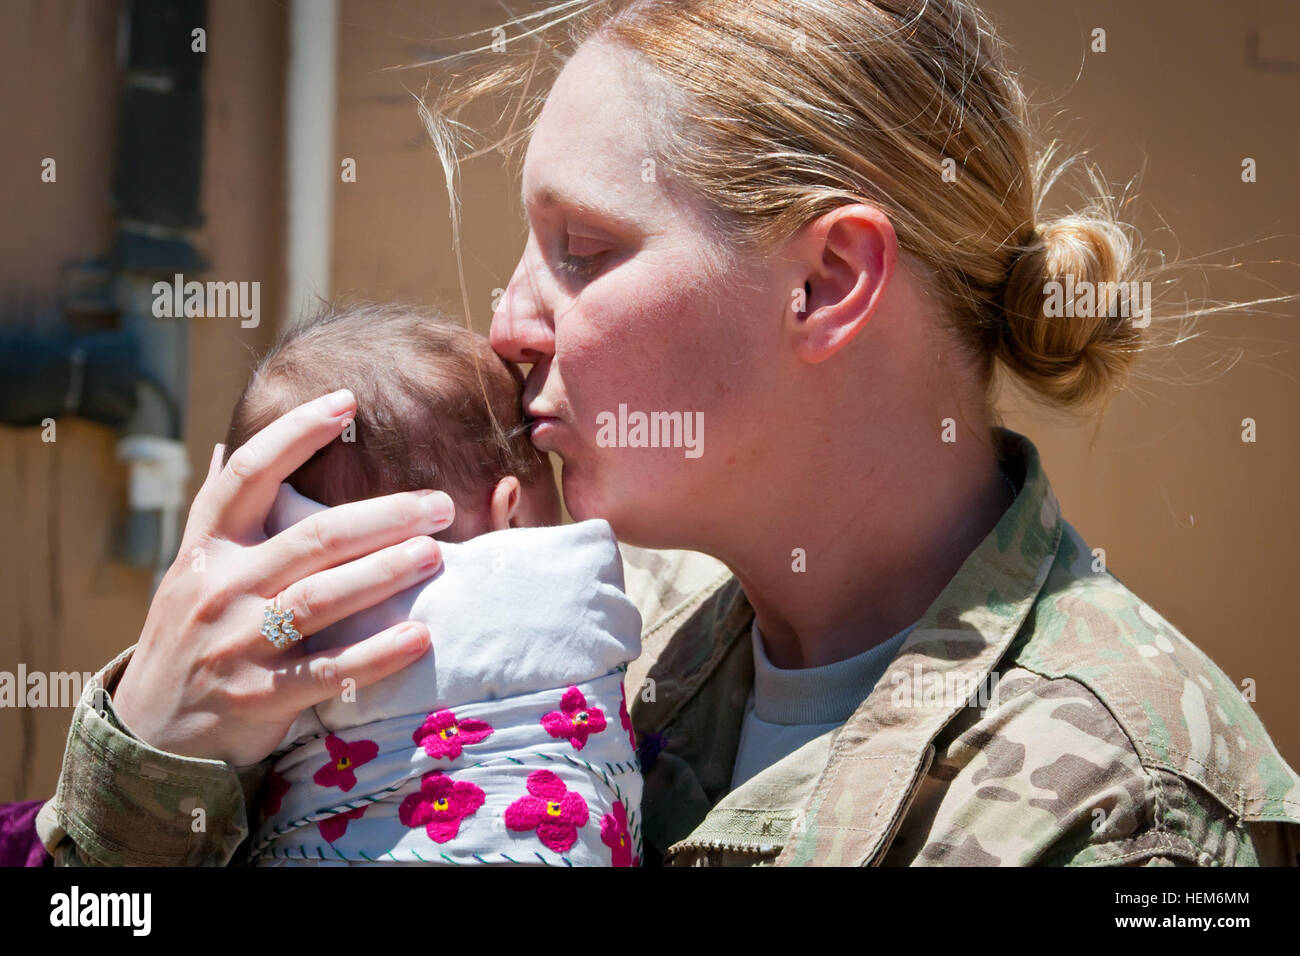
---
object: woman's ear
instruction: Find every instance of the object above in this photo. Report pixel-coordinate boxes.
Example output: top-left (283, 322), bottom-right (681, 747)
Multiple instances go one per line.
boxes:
top-left (488, 475), bottom-right (523, 531)
top-left (791, 203), bottom-right (896, 363)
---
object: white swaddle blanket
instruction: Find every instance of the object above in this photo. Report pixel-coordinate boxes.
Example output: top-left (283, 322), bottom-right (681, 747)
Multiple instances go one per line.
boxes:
top-left (251, 491), bottom-right (644, 867)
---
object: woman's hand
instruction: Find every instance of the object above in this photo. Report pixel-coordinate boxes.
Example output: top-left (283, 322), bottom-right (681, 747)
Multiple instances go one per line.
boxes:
top-left (112, 389), bottom-right (454, 767)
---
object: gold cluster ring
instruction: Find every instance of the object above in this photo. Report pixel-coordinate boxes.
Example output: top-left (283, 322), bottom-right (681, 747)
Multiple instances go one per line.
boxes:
top-left (262, 596), bottom-right (303, 649)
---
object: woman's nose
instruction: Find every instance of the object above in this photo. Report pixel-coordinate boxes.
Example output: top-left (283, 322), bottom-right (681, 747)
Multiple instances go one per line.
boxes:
top-left (490, 255), bottom-right (555, 364)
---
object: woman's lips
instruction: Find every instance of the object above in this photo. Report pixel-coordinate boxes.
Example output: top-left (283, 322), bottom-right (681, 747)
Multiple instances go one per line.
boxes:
top-left (525, 404), bottom-right (560, 425)
top-left (528, 415), bottom-right (560, 437)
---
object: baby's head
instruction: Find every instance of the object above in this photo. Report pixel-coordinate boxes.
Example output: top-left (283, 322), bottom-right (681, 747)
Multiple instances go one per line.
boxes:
top-left (223, 301), bottom-right (562, 541)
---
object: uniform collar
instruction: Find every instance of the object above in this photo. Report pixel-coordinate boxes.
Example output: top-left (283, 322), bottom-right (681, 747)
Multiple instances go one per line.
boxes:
top-left (635, 427), bottom-right (1065, 863)
top-left (775, 426), bottom-right (1065, 864)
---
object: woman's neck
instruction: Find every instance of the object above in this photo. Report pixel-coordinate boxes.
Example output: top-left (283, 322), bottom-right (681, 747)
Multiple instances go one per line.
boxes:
top-left (708, 416), bottom-right (1014, 670)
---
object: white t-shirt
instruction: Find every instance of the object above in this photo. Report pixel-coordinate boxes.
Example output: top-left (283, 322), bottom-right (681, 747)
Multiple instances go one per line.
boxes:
top-left (729, 620), bottom-right (917, 791)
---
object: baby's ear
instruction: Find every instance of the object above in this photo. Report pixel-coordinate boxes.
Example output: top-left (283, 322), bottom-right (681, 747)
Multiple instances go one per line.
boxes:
top-left (489, 475), bottom-right (522, 531)
top-left (265, 482), bottom-right (327, 538)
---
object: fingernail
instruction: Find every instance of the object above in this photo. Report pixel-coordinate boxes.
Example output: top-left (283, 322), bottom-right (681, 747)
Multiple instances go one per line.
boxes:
top-left (396, 622), bottom-right (429, 654)
top-left (406, 537), bottom-right (441, 570)
top-left (422, 492), bottom-right (455, 523)
top-left (321, 388), bottom-right (354, 417)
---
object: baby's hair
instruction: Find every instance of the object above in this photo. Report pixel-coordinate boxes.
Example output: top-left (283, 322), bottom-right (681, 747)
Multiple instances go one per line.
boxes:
top-left (223, 300), bottom-right (547, 512)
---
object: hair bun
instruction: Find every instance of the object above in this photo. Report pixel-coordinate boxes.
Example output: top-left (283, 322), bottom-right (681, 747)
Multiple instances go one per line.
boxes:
top-left (996, 214), bottom-right (1145, 409)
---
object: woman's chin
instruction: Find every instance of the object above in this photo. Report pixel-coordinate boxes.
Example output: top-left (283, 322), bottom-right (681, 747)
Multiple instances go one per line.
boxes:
top-left (561, 475), bottom-right (637, 539)
top-left (570, 498), bottom-right (681, 550)
top-left (557, 472), bottom-right (611, 525)
top-left (559, 462), bottom-right (697, 548)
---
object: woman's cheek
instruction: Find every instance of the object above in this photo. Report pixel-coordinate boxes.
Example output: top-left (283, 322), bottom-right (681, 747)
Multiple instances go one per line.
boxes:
top-left (564, 268), bottom-right (748, 450)
top-left (557, 314), bottom-right (647, 419)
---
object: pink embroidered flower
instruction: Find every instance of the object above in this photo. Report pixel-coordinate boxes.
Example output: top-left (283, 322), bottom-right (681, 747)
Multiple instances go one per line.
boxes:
top-left (319, 806), bottom-right (366, 843)
top-left (503, 769), bottom-right (589, 853)
top-left (399, 771), bottom-right (485, 843)
top-left (541, 686), bottom-right (607, 751)
top-left (600, 800), bottom-right (638, 867)
top-left (312, 734), bottom-right (379, 792)
top-left (618, 683), bottom-right (636, 752)
top-left (262, 769), bottom-right (291, 816)
top-left (413, 709), bottom-right (494, 760)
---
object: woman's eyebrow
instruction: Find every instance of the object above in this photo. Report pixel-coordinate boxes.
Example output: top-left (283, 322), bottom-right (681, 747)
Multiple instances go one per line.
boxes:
top-left (521, 183), bottom-right (624, 224)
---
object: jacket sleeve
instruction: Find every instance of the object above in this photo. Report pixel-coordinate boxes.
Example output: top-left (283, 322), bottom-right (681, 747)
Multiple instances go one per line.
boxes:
top-left (36, 645), bottom-right (267, 866)
top-left (1073, 807), bottom-right (1300, 867)
top-left (905, 670), bottom-right (1297, 867)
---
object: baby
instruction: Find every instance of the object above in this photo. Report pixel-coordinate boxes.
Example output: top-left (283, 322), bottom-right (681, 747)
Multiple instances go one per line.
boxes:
top-left (222, 302), bottom-right (644, 866)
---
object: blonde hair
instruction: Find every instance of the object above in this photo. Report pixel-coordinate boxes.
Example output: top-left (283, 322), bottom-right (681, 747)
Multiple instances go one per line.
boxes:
top-left (414, 0), bottom-right (1282, 415)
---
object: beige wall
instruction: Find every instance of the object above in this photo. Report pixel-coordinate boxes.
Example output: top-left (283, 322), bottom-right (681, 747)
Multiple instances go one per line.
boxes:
top-left (1, 0), bottom-right (1295, 803)
top-left (331, 0), bottom-right (521, 333)
top-left (988, 0), bottom-right (1300, 769)
top-left (0, 0), bottom-right (284, 801)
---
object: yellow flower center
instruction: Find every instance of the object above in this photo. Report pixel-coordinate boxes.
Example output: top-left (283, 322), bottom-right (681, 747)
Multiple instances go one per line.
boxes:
top-left (433, 797), bottom-right (449, 812)
top-left (546, 801), bottom-right (563, 817)
top-left (572, 711), bottom-right (589, 725)
top-left (336, 757), bottom-right (351, 771)
top-left (439, 725), bottom-right (459, 739)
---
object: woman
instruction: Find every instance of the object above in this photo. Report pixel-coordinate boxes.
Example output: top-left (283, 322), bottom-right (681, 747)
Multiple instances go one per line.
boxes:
top-left (39, 0), bottom-right (1300, 866)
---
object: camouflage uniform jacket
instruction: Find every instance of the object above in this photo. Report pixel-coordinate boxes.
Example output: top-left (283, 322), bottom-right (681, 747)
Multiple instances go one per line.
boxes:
top-left (37, 428), bottom-right (1300, 866)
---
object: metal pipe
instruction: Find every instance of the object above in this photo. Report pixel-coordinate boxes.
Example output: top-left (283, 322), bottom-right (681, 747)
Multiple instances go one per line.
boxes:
top-left (285, 0), bottom-right (339, 326)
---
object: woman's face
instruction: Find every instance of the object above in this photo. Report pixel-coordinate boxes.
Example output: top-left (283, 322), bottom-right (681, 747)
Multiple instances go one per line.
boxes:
top-left (491, 40), bottom-right (787, 549)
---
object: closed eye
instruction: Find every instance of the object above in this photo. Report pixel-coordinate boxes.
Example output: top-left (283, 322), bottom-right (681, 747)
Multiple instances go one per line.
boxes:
top-left (557, 233), bottom-right (610, 280)
top-left (557, 252), bottom-right (605, 279)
